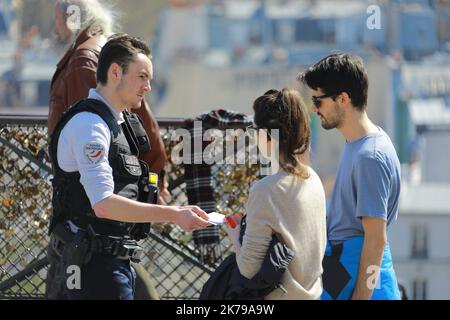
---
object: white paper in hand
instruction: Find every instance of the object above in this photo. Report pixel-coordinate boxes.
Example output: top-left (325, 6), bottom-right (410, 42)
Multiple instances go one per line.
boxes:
top-left (207, 212), bottom-right (226, 225)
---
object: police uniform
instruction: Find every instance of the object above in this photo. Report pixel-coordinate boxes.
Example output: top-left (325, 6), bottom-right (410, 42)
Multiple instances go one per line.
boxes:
top-left (48, 89), bottom-right (152, 300)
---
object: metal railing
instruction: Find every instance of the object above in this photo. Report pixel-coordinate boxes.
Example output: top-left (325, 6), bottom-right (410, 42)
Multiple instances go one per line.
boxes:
top-left (0, 114), bottom-right (260, 299)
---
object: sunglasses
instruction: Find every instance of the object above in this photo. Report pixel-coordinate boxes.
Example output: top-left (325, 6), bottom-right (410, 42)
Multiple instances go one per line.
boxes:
top-left (311, 93), bottom-right (337, 108)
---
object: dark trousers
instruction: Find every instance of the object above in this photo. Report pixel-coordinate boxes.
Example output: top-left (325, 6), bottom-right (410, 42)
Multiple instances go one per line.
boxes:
top-left (45, 234), bottom-right (159, 300)
top-left (65, 254), bottom-right (136, 300)
top-left (45, 240), bottom-right (67, 299)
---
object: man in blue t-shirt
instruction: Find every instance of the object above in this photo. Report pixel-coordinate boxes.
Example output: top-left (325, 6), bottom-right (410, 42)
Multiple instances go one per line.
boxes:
top-left (298, 53), bottom-right (401, 300)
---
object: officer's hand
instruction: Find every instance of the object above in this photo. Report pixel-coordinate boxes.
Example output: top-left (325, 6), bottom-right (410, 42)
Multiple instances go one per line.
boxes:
top-left (173, 206), bottom-right (210, 232)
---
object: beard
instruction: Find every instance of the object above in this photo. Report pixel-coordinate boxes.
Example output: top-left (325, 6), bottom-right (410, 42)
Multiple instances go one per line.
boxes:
top-left (319, 103), bottom-right (345, 130)
top-left (52, 30), bottom-right (76, 54)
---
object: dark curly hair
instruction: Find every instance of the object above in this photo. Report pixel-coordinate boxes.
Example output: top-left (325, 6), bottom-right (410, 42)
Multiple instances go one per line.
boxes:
top-left (253, 88), bottom-right (311, 179)
top-left (297, 53), bottom-right (368, 111)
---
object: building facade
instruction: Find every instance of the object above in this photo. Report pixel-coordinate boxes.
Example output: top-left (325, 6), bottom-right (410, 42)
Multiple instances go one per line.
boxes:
top-left (390, 183), bottom-right (450, 300)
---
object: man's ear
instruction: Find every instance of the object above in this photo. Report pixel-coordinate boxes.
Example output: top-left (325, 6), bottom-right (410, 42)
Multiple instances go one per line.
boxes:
top-left (339, 92), bottom-right (352, 108)
top-left (108, 63), bottom-right (122, 83)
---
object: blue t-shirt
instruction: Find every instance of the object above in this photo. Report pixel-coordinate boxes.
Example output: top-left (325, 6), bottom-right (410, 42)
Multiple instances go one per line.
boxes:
top-left (327, 127), bottom-right (401, 242)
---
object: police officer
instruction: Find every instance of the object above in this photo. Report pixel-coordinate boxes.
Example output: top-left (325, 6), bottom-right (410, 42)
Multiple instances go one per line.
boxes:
top-left (48, 34), bottom-right (210, 300)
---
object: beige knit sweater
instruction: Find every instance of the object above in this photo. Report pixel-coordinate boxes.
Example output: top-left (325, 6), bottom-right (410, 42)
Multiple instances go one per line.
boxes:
top-left (234, 168), bottom-right (327, 300)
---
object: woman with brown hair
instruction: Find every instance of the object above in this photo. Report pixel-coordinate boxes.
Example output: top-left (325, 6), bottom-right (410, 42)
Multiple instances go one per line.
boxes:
top-left (226, 88), bottom-right (327, 299)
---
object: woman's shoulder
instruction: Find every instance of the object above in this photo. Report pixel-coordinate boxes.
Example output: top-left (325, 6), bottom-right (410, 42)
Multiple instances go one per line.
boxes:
top-left (306, 166), bottom-right (322, 182)
top-left (250, 170), bottom-right (287, 192)
top-left (250, 167), bottom-right (323, 193)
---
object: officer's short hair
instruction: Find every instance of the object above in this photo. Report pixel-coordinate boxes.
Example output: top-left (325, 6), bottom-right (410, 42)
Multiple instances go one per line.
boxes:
top-left (97, 34), bottom-right (152, 85)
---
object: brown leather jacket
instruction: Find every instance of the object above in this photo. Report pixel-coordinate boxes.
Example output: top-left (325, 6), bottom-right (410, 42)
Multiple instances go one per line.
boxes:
top-left (48, 30), bottom-right (167, 173)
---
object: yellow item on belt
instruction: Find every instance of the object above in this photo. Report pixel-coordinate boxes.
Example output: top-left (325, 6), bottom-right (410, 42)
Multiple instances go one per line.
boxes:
top-left (149, 173), bottom-right (158, 186)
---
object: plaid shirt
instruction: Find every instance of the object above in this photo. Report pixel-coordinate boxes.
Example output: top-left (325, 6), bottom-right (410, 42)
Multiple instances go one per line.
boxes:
top-left (184, 109), bottom-right (252, 263)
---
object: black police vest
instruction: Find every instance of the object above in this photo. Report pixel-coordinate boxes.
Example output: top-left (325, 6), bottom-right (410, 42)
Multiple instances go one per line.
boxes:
top-left (49, 98), bottom-right (150, 238)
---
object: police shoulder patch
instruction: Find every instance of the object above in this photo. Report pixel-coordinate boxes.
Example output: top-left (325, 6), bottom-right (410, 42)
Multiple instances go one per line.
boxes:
top-left (83, 142), bottom-right (106, 164)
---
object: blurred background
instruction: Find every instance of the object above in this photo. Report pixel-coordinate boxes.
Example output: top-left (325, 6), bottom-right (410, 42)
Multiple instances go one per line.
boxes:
top-left (0, 0), bottom-right (449, 299)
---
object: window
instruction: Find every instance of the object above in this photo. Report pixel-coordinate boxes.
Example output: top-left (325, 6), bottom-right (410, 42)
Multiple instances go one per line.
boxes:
top-left (273, 21), bottom-right (295, 45)
top-left (412, 278), bottom-right (427, 300)
top-left (0, 13), bottom-right (8, 34)
top-left (248, 21), bottom-right (262, 45)
top-left (411, 223), bottom-right (428, 259)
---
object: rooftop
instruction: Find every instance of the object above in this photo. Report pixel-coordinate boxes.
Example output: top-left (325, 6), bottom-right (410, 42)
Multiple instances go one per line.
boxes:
top-left (224, 0), bottom-right (260, 19)
top-left (308, 0), bottom-right (367, 19)
top-left (409, 99), bottom-right (450, 128)
top-left (399, 183), bottom-right (450, 216)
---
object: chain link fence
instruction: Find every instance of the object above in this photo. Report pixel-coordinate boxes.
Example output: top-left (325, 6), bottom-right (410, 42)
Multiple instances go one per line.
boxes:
top-left (0, 115), bottom-right (261, 299)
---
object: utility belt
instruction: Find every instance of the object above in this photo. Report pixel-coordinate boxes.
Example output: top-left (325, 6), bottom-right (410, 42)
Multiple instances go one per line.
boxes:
top-left (51, 222), bottom-right (144, 264)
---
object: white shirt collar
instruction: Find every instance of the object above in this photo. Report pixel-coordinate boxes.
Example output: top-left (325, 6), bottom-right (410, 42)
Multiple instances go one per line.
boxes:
top-left (88, 88), bottom-right (125, 124)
